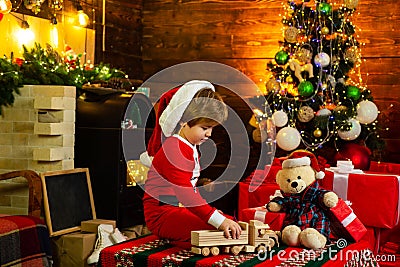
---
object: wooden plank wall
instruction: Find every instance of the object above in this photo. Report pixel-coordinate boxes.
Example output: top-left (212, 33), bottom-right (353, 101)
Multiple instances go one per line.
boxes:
top-left (141, 0), bottom-right (400, 163)
top-left (94, 0), bottom-right (144, 82)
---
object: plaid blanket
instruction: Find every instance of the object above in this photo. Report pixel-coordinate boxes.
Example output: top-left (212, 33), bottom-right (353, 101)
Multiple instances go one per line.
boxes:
top-left (0, 215), bottom-right (52, 267)
top-left (99, 234), bottom-right (379, 267)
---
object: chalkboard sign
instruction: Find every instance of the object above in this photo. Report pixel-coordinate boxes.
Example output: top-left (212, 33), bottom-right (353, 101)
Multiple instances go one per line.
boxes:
top-left (41, 168), bottom-right (96, 236)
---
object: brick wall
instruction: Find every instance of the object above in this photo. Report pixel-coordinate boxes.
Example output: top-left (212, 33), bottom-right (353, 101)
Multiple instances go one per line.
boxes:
top-left (0, 85), bottom-right (76, 215)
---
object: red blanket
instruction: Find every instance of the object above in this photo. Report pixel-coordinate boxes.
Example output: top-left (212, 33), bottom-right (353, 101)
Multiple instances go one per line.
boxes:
top-left (0, 215), bottom-right (52, 267)
top-left (99, 234), bottom-right (379, 267)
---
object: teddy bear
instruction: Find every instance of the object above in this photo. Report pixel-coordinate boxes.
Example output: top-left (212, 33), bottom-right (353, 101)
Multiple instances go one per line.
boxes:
top-left (266, 150), bottom-right (339, 250)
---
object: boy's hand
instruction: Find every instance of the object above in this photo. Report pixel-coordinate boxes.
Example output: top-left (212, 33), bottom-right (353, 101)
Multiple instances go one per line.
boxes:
top-left (219, 218), bottom-right (242, 239)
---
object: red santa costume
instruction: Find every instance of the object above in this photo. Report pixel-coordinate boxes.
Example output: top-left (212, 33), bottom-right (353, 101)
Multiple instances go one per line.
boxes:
top-left (141, 80), bottom-right (231, 248)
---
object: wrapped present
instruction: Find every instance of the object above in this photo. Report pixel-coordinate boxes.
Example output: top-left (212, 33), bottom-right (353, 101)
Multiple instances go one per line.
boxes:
top-left (240, 206), bottom-right (285, 231)
top-left (329, 198), bottom-right (367, 242)
top-left (238, 181), bottom-right (280, 220)
top-left (320, 170), bottom-right (400, 229)
top-left (242, 164), bottom-right (282, 188)
top-left (369, 161), bottom-right (400, 175)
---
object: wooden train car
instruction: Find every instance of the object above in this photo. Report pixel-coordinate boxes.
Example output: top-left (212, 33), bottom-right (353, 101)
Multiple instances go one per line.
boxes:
top-left (191, 220), bottom-right (280, 256)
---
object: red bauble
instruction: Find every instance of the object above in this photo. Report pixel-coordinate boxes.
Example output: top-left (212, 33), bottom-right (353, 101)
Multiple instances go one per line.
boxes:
top-left (0, 13), bottom-right (3, 22)
top-left (335, 143), bottom-right (372, 170)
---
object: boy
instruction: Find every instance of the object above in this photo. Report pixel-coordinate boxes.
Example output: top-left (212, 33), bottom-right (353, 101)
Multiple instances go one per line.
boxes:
top-left (142, 80), bottom-right (242, 248)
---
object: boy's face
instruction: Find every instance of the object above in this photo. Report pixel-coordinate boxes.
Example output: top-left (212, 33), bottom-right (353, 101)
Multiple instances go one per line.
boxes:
top-left (181, 122), bottom-right (217, 145)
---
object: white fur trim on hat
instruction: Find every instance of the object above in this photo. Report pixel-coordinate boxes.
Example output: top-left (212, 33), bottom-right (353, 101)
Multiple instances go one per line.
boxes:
top-left (159, 80), bottom-right (215, 137)
top-left (282, 156), bottom-right (310, 169)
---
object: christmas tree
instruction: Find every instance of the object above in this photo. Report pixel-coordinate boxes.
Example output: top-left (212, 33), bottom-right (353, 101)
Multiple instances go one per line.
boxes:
top-left (256, 0), bottom-right (385, 167)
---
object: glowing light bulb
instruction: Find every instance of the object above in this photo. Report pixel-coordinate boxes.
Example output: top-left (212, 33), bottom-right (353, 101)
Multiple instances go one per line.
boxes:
top-left (50, 24), bottom-right (59, 48)
top-left (15, 21), bottom-right (35, 45)
top-left (76, 10), bottom-right (89, 27)
top-left (0, 0), bottom-right (12, 14)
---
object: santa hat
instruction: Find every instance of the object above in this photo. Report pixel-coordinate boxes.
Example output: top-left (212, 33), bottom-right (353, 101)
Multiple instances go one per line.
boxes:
top-left (140, 80), bottom-right (215, 167)
top-left (281, 150), bottom-right (325, 179)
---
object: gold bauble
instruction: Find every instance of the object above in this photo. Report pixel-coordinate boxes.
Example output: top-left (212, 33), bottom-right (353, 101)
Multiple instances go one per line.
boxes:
top-left (321, 27), bottom-right (330, 35)
top-left (286, 76), bottom-right (294, 83)
top-left (313, 128), bottom-right (322, 137)
top-left (266, 78), bottom-right (281, 93)
top-left (285, 27), bottom-right (298, 43)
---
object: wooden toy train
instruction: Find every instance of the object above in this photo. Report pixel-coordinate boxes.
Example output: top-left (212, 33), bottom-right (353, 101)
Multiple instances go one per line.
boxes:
top-left (191, 220), bottom-right (280, 256)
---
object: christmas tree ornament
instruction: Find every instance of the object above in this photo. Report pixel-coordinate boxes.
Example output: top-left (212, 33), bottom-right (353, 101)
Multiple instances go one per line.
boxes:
top-left (296, 47), bottom-right (313, 63)
top-left (0, 13), bottom-right (3, 21)
top-left (266, 78), bottom-right (280, 93)
top-left (272, 110), bottom-right (288, 127)
top-left (321, 26), bottom-right (330, 35)
top-left (338, 118), bottom-right (361, 140)
top-left (286, 76), bottom-right (294, 83)
top-left (356, 100), bottom-right (379, 124)
top-left (276, 126), bottom-right (301, 151)
top-left (326, 102), bottom-right (337, 110)
top-left (298, 81), bottom-right (315, 97)
top-left (313, 128), bottom-right (322, 137)
top-left (344, 46), bottom-right (359, 63)
top-left (314, 52), bottom-right (330, 67)
top-left (346, 85), bottom-right (361, 100)
top-left (335, 143), bottom-right (371, 170)
top-left (275, 50), bottom-right (289, 65)
top-left (316, 108), bottom-right (332, 116)
top-left (318, 2), bottom-right (332, 14)
top-left (284, 27), bottom-right (298, 43)
top-left (344, 0), bottom-right (359, 9)
top-left (297, 106), bottom-right (315, 122)
top-left (0, 0), bottom-right (12, 14)
top-left (289, 59), bottom-right (314, 82)
top-left (252, 128), bottom-right (267, 143)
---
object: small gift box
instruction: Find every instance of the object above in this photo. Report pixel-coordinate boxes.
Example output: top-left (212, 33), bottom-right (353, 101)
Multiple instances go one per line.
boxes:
top-left (238, 182), bottom-right (280, 220)
top-left (329, 198), bottom-right (367, 242)
top-left (240, 206), bottom-right (285, 231)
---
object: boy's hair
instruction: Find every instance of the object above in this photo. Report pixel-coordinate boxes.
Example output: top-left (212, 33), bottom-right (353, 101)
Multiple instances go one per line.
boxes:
top-left (179, 88), bottom-right (228, 128)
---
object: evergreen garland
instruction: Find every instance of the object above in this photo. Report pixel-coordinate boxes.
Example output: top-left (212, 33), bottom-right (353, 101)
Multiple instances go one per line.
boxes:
top-left (0, 56), bottom-right (23, 115)
top-left (0, 43), bottom-right (127, 115)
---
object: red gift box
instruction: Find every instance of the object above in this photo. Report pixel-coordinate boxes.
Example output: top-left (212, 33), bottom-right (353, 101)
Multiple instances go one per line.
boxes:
top-left (329, 198), bottom-right (367, 242)
top-left (320, 170), bottom-right (400, 229)
top-left (240, 206), bottom-right (285, 231)
top-left (238, 181), bottom-right (280, 220)
top-left (369, 161), bottom-right (400, 175)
